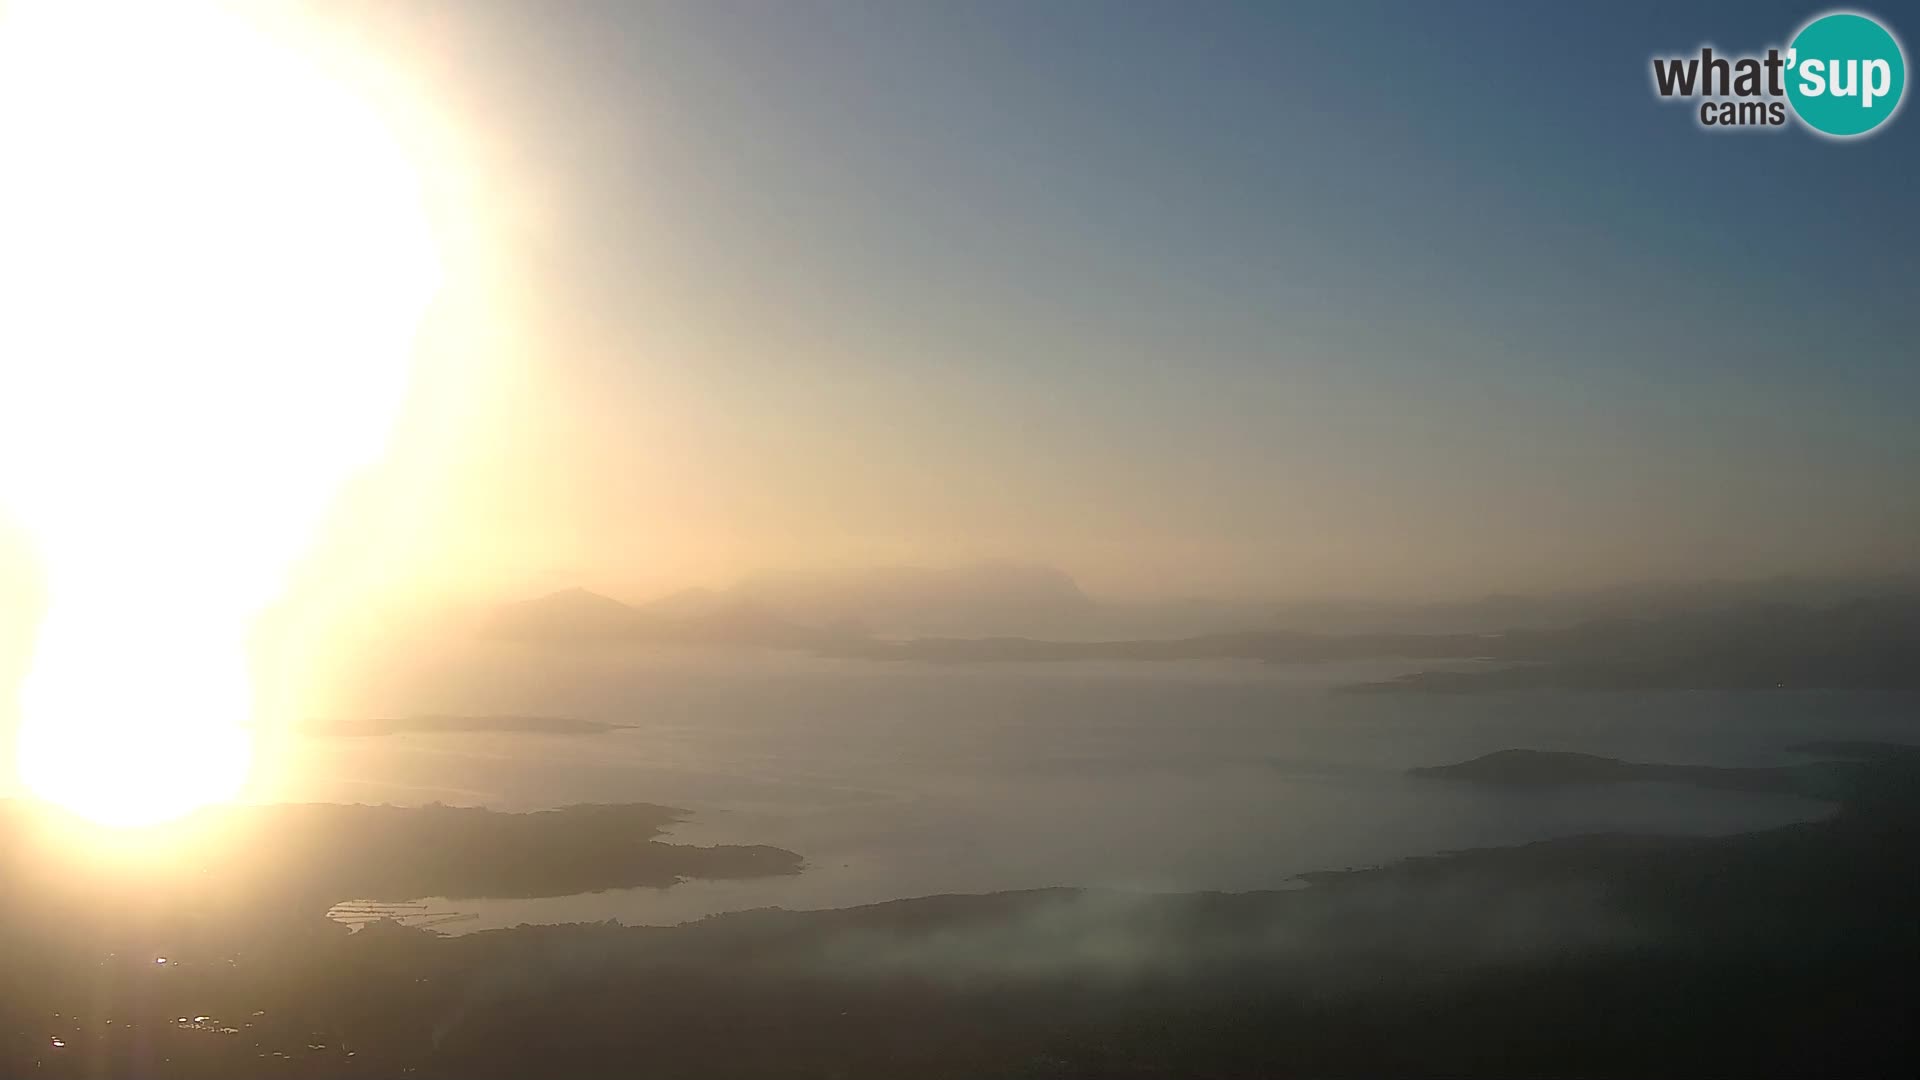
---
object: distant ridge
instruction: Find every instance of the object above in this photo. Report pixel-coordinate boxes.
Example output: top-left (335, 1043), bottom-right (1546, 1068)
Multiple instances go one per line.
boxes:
top-left (488, 587), bottom-right (641, 640)
top-left (486, 587), bottom-right (830, 649)
top-left (730, 562), bottom-right (1101, 639)
top-left (481, 573), bottom-right (1920, 692)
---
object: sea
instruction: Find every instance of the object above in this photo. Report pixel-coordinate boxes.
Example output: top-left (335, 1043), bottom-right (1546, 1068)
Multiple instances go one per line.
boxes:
top-left (257, 648), bottom-right (1913, 932)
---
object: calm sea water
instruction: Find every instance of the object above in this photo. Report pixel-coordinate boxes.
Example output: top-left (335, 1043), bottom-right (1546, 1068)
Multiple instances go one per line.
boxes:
top-left (257, 649), bottom-right (1913, 931)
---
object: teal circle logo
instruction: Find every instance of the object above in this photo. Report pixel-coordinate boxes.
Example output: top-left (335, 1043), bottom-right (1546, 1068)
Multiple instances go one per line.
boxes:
top-left (1786, 12), bottom-right (1906, 137)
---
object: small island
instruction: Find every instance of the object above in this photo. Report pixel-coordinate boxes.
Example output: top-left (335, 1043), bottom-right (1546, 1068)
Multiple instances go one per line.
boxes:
top-left (2, 799), bottom-right (804, 925)
top-left (1406, 748), bottom-right (1814, 794)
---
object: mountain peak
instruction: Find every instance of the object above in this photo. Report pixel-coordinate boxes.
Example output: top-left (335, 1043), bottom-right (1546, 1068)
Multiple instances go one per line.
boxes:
top-left (488, 587), bottom-right (637, 640)
top-left (728, 562), bottom-right (1098, 638)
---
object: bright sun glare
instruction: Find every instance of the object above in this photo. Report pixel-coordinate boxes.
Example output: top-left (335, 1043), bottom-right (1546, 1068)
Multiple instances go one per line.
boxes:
top-left (0, 1), bottom-right (440, 825)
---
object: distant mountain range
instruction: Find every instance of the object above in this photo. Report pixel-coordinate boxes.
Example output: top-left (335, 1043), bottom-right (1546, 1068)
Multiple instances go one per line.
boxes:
top-left (1323, 573), bottom-right (1920, 635)
top-left (491, 564), bottom-right (1920, 640)
top-left (492, 563), bottom-right (1215, 644)
top-left (643, 564), bottom-right (1920, 639)
top-left (836, 597), bottom-right (1920, 692)
top-left (486, 586), bottom-right (835, 649)
top-left (484, 566), bottom-right (1920, 692)
top-left (649, 563), bottom-right (1106, 639)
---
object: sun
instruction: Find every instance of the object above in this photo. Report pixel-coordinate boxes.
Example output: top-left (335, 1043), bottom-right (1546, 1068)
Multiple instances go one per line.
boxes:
top-left (12, 600), bottom-right (256, 828)
top-left (0, 1), bottom-right (442, 826)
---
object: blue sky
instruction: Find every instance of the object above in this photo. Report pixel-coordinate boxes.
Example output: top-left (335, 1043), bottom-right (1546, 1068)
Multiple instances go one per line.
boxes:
top-left (368, 1), bottom-right (1920, 599)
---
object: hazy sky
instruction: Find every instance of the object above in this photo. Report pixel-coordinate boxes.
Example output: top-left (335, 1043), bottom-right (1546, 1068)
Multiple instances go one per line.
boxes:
top-left (187, 1), bottom-right (1920, 603)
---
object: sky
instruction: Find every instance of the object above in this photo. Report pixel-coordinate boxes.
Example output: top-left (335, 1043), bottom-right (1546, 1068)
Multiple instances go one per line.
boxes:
top-left (28, 0), bottom-right (1920, 607)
